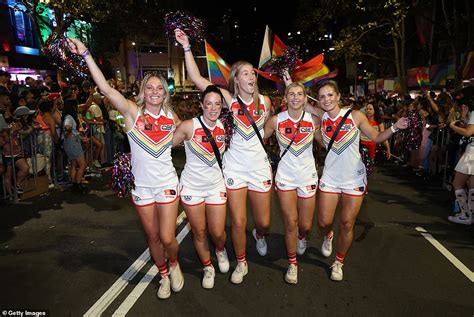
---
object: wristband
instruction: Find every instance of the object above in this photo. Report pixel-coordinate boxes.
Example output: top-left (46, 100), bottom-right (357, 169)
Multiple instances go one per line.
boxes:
top-left (390, 125), bottom-right (398, 133)
top-left (183, 45), bottom-right (191, 53)
top-left (81, 49), bottom-right (91, 58)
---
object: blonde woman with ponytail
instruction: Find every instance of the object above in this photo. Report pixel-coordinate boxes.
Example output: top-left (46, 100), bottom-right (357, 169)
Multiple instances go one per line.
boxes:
top-left (175, 29), bottom-right (273, 285)
top-left (68, 38), bottom-right (184, 300)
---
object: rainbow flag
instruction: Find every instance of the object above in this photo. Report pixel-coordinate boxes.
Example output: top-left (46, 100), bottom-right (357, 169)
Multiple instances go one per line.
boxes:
top-left (257, 29), bottom-right (335, 87)
top-left (205, 41), bottom-right (231, 88)
top-left (415, 67), bottom-right (430, 88)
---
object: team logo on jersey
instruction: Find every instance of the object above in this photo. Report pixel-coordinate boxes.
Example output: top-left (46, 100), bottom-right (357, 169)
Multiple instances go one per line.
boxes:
top-left (263, 180), bottom-right (272, 187)
top-left (183, 195), bottom-right (192, 201)
top-left (326, 126), bottom-right (332, 132)
top-left (238, 109), bottom-right (244, 115)
top-left (164, 189), bottom-right (176, 196)
top-left (320, 182), bottom-right (326, 188)
top-left (144, 123), bottom-right (152, 131)
top-left (133, 195), bottom-right (141, 202)
top-left (216, 135), bottom-right (226, 142)
top-left (253, 110), bottom-right (263, 116)
top-left (285, 127), bottom-right (292, 134)
top-left (227, 178), bottom-right (234, 186)
top-left (354, 186), bottom-right (365, 192)
top-left (300, 127), bottom-right (313, 133)
top-left (202, 136), bottom-right (209, 142)
top-left (161, 124), bottom-right (174, 131)
top-left (306, 184), bottom-right (317, 191)
top-left (220, 192), bottom-right (227, 198)
top-left (277, 181), bottom-right (286, 188)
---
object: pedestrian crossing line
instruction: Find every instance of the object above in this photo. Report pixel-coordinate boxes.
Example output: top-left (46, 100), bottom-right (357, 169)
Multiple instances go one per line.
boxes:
top-left (83, 211), bottom-right (187, 317)
top-left (112, 223), bottom-right (192, 316)
top-left (416, 227), bottom-right (474, 283)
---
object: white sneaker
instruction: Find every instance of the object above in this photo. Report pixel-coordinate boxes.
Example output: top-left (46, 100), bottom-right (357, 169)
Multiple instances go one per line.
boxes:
top-left (230, 261), bottom-right (248, 284)
top-left (321, 232), bottom-right (333, 257)
top-left (157, 276), bottom-right (171, 299)
top-left (297, 237), bottom-right (307, 255)
top-left (202, 266), bottom-right (215, 289)
top-left (330, 261), bottom-right (343, 281)
top-left (216, 249), bottom-right (230, 273)
top-left (252, 228), bottom-right (267, 256)
top-left (284, 263), bottom-right (298, 284)
top-left (448, 213), bottom-right (472, 225)
top-left (93, 160), bottom-right (101, 168)
top-left (169, 263), bottom-right (184, 292)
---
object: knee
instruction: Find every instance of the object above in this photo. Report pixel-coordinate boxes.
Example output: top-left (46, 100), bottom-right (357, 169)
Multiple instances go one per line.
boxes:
top-left (193, 228), bottom-right (207, 242)
top-left (146, 233), bottom-right (161, 246)
top-left (232, 218), bottom-right (246, 233)
top-left (209, 229), bottom-right (225, 242)
top-left (339, 219), bottom-right (354, 233)
top-left (286, 218), bottom-right (298, 232)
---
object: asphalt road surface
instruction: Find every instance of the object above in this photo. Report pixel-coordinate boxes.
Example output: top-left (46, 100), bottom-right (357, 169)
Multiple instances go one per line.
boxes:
top-left (1, 149), bottom-right (473, 316)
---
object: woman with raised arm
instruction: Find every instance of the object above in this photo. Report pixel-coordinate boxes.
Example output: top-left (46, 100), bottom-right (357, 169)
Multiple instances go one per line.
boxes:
top-left (68, 38), bottom-right (184, 300)
top-left (175, 29), bottom-right (273, 284)
top-left (264, 82), bottom-right (319, 284)
top-left (172, 85), bottom-right (230, 289)
top-left (317, 80), bottom-right (408, 281)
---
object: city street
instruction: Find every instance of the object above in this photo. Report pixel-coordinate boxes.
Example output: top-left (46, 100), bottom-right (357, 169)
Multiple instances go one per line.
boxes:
top-left (1, 148), bottom-right (473, 316)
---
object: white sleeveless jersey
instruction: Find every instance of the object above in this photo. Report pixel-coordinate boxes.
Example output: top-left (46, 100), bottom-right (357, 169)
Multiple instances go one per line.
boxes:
top-left (275, 111), bottom-right (317, 185)
top-left (222, 95), bottom-right (270, 171)
top-left (127, 108), bottom-right (177, 187)
top-left (321, 108), bottom-right (366, 186)
top-left (180, 117), bottom-right (226, 191)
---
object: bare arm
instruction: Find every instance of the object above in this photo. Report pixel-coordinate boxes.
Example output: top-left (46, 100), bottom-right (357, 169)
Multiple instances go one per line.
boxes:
top-left (172, 119), bottom-right (193, 147)
top-left (264, 115), bottom-right (277, 140)
top-left (174, 29), bottom-right (232, 104)
top-left (312, 115), bottom-right (323, 147)
top-left (355, 110), bottom-right (408, 143)
top-left (426, 94), bottom-right (439, 113)
top-left (449, 121), bottom-right (474, 137)
top-left (67, 38), bottom-right (135, 119)
top-left (379, 122), bottom-right (391, 159)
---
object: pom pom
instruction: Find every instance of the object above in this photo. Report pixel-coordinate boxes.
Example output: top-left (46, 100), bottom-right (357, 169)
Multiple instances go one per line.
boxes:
top-left (403, 110), bottom-right (423, 151)
top-left (265, 46), bottom-right (300, 78)
top-left (359, 144), bottom-right (374, 176)
top-left (219, 107), bottom-right (234, 149)
top-left (111, 152), bottom-right (135, 198)
top-left (43, 33), bottom-right (88, 78)
top-left (164, 11), bottom-right (205, 43)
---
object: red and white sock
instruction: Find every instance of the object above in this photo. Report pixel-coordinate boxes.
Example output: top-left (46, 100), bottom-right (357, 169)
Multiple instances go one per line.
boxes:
top-left (236, 253), bottom-right (247, 264)
top-left (169, 256), bottom-right (178, 268)
top-left (288, 252), bottom-right (298, 266)
top-left (157, 262), bottom-right (169, 278)
top-left (335, 252), bottom-right (346, 263)
top-left (201, 258), bottom-right (213, 268)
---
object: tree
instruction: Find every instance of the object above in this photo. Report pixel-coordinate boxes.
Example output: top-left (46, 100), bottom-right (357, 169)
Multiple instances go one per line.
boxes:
top-left (295, 0), bottom-right (410, 95)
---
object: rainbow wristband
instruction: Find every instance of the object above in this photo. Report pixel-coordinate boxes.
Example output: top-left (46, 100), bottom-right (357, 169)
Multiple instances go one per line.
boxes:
top-left (81, 49), bottom-right (91, 58)
top-left (183, 45), bottom-right (191, 53)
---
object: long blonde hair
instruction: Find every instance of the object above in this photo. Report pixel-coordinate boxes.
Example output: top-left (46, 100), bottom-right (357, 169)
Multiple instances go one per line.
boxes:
top-left (135, 73), bottom-right (173, 116)
top-left (228, 61), bottom-right (261, 113)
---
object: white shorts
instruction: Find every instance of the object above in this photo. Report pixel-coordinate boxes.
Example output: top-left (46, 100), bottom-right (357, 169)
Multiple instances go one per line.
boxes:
top-left (131, 184), bottom-right (179, 206)
top-left (276, 181), bottom-right (317, 198)
top-left (318, 178), bottom-right (367, 196)
top-left (180, 184), bottom-right (227, 206)
top-left (224, 166), bottom-right (273, 193)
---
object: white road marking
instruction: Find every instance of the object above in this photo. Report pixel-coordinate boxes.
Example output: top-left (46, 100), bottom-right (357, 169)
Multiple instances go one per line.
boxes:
top-left (84, 211), bottom-right (187, 317)
top-left (112, 223), bottom-right (191, 316)
top-left (416, 226), bottom-right (473, 282)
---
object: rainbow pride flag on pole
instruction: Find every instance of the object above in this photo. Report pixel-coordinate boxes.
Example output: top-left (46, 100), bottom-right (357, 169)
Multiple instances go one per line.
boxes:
top-left (205, 41), bottom-right (231, 88)
top-left (257, 28), bottom-right (337, 87)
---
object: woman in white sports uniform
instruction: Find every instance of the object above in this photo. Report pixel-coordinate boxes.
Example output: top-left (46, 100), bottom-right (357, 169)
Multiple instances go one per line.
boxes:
top-left (264, 82), bottom-right (319, 285)
top-left (69, 38), bottom-right (184, 300)
top-left (175, 29), bottom-right (273, 284)
top-left (447, 108), bottom-right (474, 225)
top-left (317, 80), bottom-right (408, 281)
top-left (173, 85), bottom-right (230, 289)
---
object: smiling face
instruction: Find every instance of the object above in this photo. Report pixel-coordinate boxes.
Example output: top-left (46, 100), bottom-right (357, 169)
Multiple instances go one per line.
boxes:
top-left (285, 84), bottom-right (306, 112)
top-left (201, 91), bottom-right (223, 123)
top-left (235, 63), bottom-right (256, 96)
top-left (143, 76), bottom-right (166, 108)
top-left (318, 83), bottom-right (341, 115)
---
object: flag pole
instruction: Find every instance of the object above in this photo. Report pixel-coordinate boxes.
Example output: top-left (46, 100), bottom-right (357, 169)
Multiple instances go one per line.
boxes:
top-left (204, 40), bottom-right (212, 83)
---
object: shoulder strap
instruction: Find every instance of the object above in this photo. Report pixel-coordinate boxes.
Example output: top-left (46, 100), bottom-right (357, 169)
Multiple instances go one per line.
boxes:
top-left (237, 96), bottom-right (266, 150)
top-left (280, 111), bottom-right (304, 159)
top-left (326, 109), bottom-right (352, 153)
top-left (197, 116), bottom-right (223, 170)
